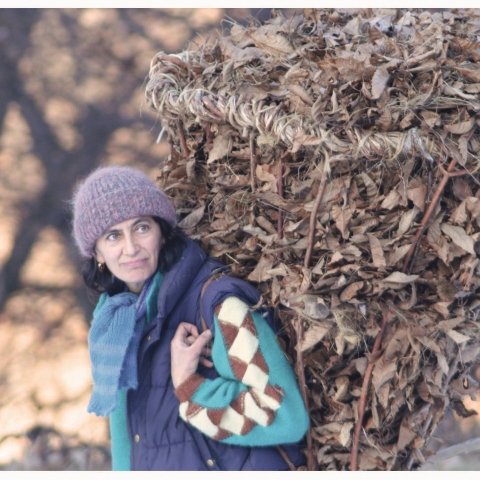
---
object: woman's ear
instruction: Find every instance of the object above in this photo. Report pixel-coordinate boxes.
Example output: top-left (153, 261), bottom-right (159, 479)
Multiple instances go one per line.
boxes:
top-left (94, 250), bottom-right (105, 264)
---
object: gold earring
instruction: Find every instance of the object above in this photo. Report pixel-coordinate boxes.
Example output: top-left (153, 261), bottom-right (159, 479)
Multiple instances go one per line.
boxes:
top-left (98, 262), bottom-right (105, 273)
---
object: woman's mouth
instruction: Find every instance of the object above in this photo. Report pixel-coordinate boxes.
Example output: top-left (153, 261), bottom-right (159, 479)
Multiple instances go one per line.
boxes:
top-left (123, 258), bottom-right (147, 268)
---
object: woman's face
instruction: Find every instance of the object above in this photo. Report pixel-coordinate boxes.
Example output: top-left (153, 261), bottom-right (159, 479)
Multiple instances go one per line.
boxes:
top-left (95, 216), bottom-right (163, 294)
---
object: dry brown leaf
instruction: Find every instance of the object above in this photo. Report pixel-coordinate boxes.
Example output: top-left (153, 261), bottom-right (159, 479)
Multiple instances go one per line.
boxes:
top-left (456, 65), bottom-right (480, 83)
top-left (207, 129), bottom-right (232, 163)
top-left (453, 178), bottom-right (473, 201)
top-left (216, 175), bottom-right (250, 187)
top-left (291, 132), bottom-right (321, 153)
top-left (361, 172), bottom-right (378, 199)
top-left (407, 185), bottom-right (427, 212)
top-left (440, 223), bottom-right (476, 255)
top-left (437, 317), bottom-right (465, 330)
top-left (458, 135), bottom-right (469, 163)
top-left (450, 201), bottom-right (468, 226)
top-left (436, 353), bottom-right (449, 375)
top-left (372, 355), bottom-right (397, 391)
top-left (247, 254), bottom-right (275, 282)
top-left (256, 215), bottom-right (277, 234)
top-left (397, 415), bottom-right (417, 450)
top-left (210, 218), bottom-right (229, 231)
top-left (286, 83), bottom-right (313, 106)
top-left (367, 233), bottom-right (386, 268)
top-left (243, 224), bottom-right (267, 236)
top-left (442, 83), bottom-right (478, 100)
top-left (339, 281), bottom-right (364, 302)
top-left (255, 165), bottom-right (277, 184)
top-left (178, 205), bottom-right (205, 229)
top-left (421, 110), bottom-right (441, 128)
top-left (427, 211), bottom-right (445, 245)
top-left (371, 65), bottom-right (390, 99)
top-left (466, 197), bottom-right (480, 218)
top-left (397, 207), bottom-right (419, 236)
top-left (416, 335), bottom-right (440, 353)
top-left (381, 189), bottom-right (400, 210)
top-left (355, 357), bottom-right (367, 376)
top-left (331, 204), bottom-right (352, 240)
top-left (334, 376), bottom-right (350, 402)
top-left (250, 30), bottom-right (294, 56)
top-left (384, 328), bottom-right (409, 362)
top-left (343, 16), bottom-right (360, 36)
top-left (446, 329), bottom-right (470, 344)
top-left (340, 245), bottom-right (362, 257)
top-left (465, 83), bottom-right (480, 93)
top-left (432, 302), bottom-right (451, 319)
top-left (387, 244), bottom-right (412, 266)
top-left (444, 117), bottom-right (475, 135)
top-left (297, 323), bottom-right (333, 352)
top-left (339, 422), bottom-right (354, 447)
top-left (384, 272), bottom-right (419, 283)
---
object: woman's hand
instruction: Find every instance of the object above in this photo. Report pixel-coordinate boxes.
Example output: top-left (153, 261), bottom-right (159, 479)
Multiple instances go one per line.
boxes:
top-left (171, 322), bottom-right (213, 389)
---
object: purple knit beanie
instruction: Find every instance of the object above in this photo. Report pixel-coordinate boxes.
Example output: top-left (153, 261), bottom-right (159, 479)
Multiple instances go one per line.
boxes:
top-left (72, 165), bottom-right (177, 258)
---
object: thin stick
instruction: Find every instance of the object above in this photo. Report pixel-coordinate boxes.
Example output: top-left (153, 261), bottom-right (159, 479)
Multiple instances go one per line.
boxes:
top-left (276, 446), bottom-right (297, 471)
top-left (176, 120), bottom-right (190, 158)
top-left (403, 126), bottom-right (477, 272)
top-left (426, 437), bottom-right (480, 466)
top-left (305, 172), bottom-right (328, 268)
top-left (350, 311), bottom-right (390, 471)
top-left (296, 316), bottom-right (316, 471)
top-left (167, 132), bottom-right (174, 160)
top-left (249, 130), bottom-right (256, 193)
top-left (402, 157), bottom-right (456, 273)
top-left (277, 160), bottom-right (284, 240)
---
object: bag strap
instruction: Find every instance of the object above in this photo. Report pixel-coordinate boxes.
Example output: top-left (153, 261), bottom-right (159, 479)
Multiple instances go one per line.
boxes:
top-left (199, 269), bottom-right (228, 332)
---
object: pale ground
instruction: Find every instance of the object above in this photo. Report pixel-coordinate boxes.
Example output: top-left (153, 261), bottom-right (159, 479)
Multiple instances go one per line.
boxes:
top-left (0, 228), bottom-right (111, 470)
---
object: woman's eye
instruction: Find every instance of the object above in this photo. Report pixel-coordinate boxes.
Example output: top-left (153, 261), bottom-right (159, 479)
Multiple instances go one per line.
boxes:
top-left (106, 233), bottom-right (119, 241)
top-left (137, 224), bottom-right (149, 233)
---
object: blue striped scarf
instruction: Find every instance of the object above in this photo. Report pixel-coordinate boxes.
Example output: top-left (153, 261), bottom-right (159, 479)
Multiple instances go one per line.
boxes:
top-left (87, 274), bottom-right (158, 416)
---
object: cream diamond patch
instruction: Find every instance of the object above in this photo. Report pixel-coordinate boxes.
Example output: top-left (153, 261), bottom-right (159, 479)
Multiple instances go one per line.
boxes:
top-left (219, 406), bottom-right (245, 435)
top-left (179, 401), bottom-right (189, 420)
top-left (251, 387), bottom-right (281, 411)
top-left (242, 363), bottom-right (269, 391)
top-left (188, 407), bottom-right (220, 438)
top-left (229, 327), bottom-right (259, 363)
top-left (243, 392), bottom-right (269, 426)
top-left (217, 297), bottom-right (250, 327)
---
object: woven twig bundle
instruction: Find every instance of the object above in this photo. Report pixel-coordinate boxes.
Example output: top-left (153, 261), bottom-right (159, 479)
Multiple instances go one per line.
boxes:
top-left (145, 8), bottom-right (480, 470)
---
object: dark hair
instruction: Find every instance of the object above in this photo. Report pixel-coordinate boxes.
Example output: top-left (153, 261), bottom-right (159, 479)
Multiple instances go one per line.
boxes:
top-left (81, 216), bottom-right (187, 298)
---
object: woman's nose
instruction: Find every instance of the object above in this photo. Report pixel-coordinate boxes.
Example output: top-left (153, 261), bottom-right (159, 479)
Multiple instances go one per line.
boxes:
top-left (123, 233), bottom-right (139, 256)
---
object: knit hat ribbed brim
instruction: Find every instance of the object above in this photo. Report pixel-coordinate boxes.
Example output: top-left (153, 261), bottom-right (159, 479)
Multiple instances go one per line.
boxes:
top-left (72, 166), bottom-right (177, 258)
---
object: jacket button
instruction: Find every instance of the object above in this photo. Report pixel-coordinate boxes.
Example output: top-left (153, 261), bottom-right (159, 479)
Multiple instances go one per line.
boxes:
top-left (206, 459), bottom-right (215, 468)
top-left (147, 335), bottom-right (151, 341)
top-left (134, 434), bottom-right (140, 443)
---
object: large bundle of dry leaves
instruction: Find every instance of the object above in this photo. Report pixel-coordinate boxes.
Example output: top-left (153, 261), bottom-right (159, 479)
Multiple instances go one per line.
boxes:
top-left (145, 8), bottom-right (480, 470)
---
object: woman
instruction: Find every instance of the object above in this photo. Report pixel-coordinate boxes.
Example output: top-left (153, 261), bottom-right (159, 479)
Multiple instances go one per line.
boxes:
top-left (72, 165), bottom-right (309, 471)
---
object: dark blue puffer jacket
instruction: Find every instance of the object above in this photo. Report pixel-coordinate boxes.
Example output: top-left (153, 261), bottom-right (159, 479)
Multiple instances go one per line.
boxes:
top-left (126, 239), bottom-right (306, 470)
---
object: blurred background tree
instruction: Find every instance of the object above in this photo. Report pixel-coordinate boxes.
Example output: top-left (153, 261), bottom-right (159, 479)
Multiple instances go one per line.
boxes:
top-left (0, 7), bottom-right (478, 470)
top-left (0, 8), bottom-right (287, 469)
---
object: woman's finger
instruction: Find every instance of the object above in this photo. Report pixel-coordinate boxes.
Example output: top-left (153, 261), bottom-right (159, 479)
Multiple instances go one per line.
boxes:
top-left (199, 357), bottom-right (214, 368)
top-left (171, 328), bottom-right (213, 388)
top-left (172, 322), bottom-right (199, 346)
top-left (201, 347), bottom-right (212, 357)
